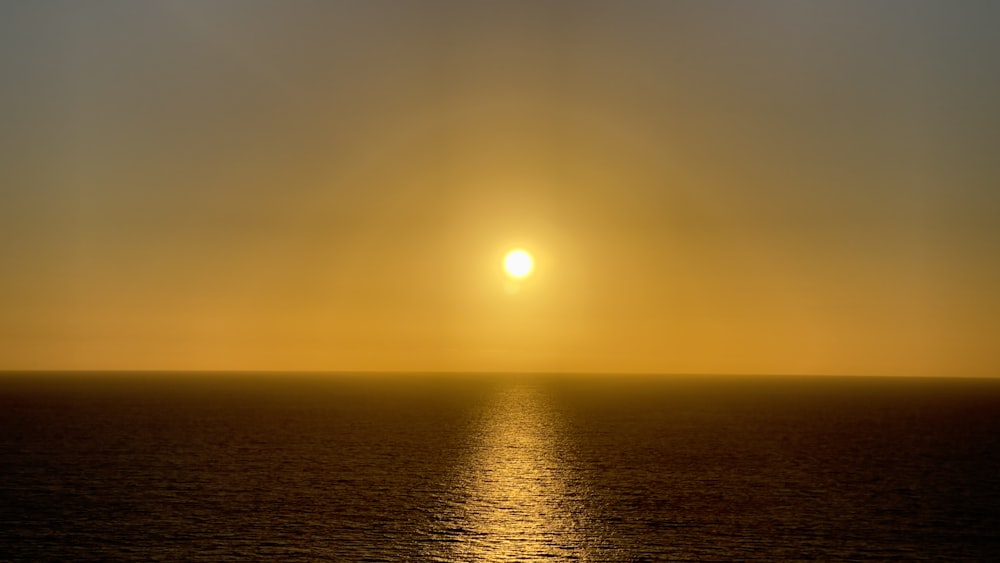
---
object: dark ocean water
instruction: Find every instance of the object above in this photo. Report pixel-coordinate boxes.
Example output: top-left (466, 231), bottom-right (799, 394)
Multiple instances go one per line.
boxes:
top-left (2, 373), bottom-right (999, 561)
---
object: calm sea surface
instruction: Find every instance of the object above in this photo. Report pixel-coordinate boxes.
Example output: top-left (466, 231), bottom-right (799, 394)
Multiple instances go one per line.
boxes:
top-left (2, 373), bottom-right (999, 561)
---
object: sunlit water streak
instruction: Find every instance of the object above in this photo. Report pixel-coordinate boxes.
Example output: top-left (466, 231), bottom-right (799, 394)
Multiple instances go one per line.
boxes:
top-left (424, 383), bottom-right (595, 562)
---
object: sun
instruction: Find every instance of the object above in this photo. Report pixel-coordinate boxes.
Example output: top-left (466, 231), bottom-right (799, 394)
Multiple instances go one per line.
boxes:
top-left (503, 249), bottom-right (534, 279)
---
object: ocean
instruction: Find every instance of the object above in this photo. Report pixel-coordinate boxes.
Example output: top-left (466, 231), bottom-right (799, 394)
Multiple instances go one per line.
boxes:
top-left (2, 373), bottom-right (998, 561)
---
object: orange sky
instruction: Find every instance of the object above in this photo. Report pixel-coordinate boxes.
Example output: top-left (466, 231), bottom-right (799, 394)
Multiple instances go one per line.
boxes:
top-left (2, 2), bottom-right (998, 376)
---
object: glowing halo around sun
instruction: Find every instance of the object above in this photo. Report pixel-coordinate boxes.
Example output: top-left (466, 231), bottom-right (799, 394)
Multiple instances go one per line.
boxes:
top-left (503, 249), bottom-right (534, 279)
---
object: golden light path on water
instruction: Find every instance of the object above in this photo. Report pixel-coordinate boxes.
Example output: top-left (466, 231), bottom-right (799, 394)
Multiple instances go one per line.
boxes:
top-left (426, 383), bottom-right (597, 561)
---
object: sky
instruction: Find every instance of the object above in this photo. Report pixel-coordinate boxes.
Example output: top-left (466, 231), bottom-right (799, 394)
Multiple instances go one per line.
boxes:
top-left (1, 1), bottom-right (998, 376)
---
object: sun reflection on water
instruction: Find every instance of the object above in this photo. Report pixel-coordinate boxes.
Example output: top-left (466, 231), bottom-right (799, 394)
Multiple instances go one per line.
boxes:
top-left (426, 383), bottom-right (594, 562)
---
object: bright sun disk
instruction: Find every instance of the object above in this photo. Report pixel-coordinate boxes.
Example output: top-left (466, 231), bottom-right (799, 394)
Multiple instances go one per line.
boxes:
top-left (504, 249), bottom-right (534, 279)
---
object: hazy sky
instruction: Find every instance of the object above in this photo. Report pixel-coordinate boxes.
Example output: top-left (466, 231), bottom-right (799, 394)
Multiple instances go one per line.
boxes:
top-left (2, 1), bottom-right (998, 375)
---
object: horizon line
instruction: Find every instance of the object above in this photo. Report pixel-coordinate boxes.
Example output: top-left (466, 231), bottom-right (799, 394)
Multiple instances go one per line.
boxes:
top-left (0, 369), bottom-right (996, 380)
